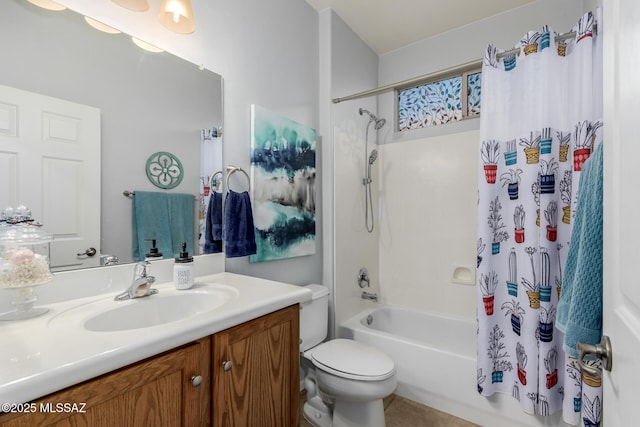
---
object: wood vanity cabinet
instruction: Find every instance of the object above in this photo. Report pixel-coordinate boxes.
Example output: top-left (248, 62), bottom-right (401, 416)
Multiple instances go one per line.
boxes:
top-left (0, 305), bottom-right (300, 427)
top-left (0, 338), bottom-right (211, 427)
top-left (212, 304), bottom-right (300, 427)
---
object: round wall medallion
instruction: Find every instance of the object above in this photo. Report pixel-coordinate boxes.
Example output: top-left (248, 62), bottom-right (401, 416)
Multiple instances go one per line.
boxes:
top-left (145, 152), bottom-right (184, 189)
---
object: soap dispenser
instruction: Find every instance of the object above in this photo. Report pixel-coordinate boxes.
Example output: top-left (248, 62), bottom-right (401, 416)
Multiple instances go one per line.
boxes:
top-left (145, 239), bottom-right (163, 261)
top-left (174, 242), bottom-right (194, 290)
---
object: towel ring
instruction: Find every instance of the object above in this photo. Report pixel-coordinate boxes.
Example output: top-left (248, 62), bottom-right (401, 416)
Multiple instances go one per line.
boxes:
top-left (209, 171), bottom-right (223, 192)
top-left (225, 166), bottom-right (250, 192)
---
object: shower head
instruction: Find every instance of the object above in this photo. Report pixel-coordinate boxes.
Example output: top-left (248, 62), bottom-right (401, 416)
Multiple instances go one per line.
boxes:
top-left (359, 108), bottom-right (386, 131)
top-left (368, 149), bottom-right (378, 165)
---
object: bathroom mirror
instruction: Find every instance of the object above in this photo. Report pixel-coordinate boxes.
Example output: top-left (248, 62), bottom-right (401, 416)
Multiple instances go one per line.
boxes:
top-left (0, 0), bottom-right (223, 270)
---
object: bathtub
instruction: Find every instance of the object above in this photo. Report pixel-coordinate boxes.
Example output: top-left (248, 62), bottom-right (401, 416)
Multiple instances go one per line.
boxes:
top-left (339, 306), bottom-right (569, 427)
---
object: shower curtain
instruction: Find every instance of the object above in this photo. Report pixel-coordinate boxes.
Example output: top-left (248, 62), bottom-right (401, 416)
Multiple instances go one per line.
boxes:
top-left (476, 10), bottom-right (602, 426)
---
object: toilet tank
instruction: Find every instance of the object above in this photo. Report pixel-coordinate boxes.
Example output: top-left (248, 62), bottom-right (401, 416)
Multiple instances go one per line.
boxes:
top-left (300, 284), bottom-right (330, 352)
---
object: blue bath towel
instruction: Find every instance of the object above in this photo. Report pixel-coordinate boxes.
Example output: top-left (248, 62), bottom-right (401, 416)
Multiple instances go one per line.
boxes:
top-left (204, 191), bottom-right (223, 254)
top-left (556, 142), bottom-right (603, 357)
top-left (167, 193), bottom-right (195, 257)
top-left (222, 190), bottom-right (257, 258)
top-left (132, 191), bottom-right (173, 261)
top-left (132, 191), bottom-right (195, 261)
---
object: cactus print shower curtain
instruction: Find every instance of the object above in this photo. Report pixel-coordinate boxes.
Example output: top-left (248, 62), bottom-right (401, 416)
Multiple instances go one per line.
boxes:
top-left (476, 10), bottom-right (603, 425)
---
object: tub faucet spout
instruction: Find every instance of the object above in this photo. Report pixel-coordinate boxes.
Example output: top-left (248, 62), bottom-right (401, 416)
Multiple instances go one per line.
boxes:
top-left (362, 291), bottom-right (378, 302)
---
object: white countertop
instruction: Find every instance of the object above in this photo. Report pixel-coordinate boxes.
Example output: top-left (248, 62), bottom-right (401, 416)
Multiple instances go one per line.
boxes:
top-left (0, 272), bottom-right (312, 405)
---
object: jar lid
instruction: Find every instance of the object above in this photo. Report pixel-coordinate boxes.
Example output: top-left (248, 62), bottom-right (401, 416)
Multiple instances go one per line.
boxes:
top-left (0, 206), bottom-right (52, 244)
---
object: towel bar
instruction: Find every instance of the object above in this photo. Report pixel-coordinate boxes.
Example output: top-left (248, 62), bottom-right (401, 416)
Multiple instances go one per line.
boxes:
top-left (122, 190), bottom-right (198, 200)
top-left (209, 171), bottom-right (223, 192)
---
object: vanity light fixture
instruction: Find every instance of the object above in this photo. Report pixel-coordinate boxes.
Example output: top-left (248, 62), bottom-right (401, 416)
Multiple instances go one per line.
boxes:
top-left (84, 16), bottom-right (122, 34)
top-left (112, 0), bottom-right (195, 34)
top-left (112, 0), bottom-right (149, 12)
top-left (158, 0), bottom-right (195, 34)
top-left (131, 37), bottom-right (164, 53)
top-left (26, 0), bottom-right (65, 11)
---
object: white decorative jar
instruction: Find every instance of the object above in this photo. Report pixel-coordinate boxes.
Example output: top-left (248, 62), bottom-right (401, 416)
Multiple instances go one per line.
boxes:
top-left (0, 206), bottom-right (53, 320)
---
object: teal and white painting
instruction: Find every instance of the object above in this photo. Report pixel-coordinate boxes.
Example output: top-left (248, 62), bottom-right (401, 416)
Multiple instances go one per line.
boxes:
top-left (249, 105), bottom-right (316, 263)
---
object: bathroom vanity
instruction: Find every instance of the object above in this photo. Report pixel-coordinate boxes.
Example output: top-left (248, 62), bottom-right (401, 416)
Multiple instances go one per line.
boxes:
top-left (0, 272), bottom-right (310, 426)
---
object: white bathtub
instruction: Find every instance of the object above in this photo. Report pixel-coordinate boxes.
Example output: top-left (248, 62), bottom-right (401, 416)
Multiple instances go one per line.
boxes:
top-left (339, 306), bottom-right (569, 427)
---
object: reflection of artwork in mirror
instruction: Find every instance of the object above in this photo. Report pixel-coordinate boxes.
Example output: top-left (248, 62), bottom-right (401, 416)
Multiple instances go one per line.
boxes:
top-left (249, 105), bottom-right (316, 263)
top-left (0, 1), bottom-right (223, 270)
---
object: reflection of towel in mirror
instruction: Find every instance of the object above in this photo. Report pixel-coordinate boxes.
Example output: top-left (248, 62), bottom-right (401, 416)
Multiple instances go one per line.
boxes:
top-left (132, 191), bottom-right (195, 261)
top-left (167, 193), bottom-right (195, 258)
top-left (204, 191), bottom-right (223, 254)
top-left (132, 191), bottom-right (172, 261)
top-left (556, 142), bottom-right (603, 357)
top-left (222, 190), bottom-right (257, 258)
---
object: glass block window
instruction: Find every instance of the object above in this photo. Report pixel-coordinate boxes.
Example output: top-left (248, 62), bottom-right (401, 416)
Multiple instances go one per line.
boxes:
top-left (467, 72), bottom-right (482, 117)
top-left (397, 67), bottom-right (482, 132)
top-left (398, 77), bottom-right (462, 130)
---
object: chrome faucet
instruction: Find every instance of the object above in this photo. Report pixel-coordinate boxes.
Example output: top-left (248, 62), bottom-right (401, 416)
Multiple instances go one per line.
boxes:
top-left (357, 267), bottom-right (370, 288)
top-left (362, 291), bottom-right (378, 302)
top-left (114, 261), bottom-right (158, 301)
top-left (100, 254), bottom-right (119, 266)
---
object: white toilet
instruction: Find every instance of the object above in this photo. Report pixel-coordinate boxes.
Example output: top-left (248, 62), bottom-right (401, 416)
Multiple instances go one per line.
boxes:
top-left (300, 284), bottom-right (397, 427)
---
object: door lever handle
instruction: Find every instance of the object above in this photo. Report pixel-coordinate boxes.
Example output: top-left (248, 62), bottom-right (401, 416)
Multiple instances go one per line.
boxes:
top-left (77, 247), bottom-right (97, 257)
top-left (577, 335), bottom-right (612, 378)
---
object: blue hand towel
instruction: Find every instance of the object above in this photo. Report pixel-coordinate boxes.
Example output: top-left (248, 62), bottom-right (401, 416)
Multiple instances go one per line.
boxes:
top-left (222, 190), bottom-right (257, 258)
top-left (167, 193), bottom-right (195, 257)
top-left (556, 142), bottom-right (603, 357)
top-left (204, 191), bottom-right (223, 254)
top-left (132, 191), bottom-right (173, 261)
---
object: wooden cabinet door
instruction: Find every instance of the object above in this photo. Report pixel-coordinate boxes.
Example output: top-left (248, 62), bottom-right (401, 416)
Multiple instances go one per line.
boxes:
top-left (0, 339), bottom-right (211, 427)
top-left (212, 305), bottom-right (300, 427)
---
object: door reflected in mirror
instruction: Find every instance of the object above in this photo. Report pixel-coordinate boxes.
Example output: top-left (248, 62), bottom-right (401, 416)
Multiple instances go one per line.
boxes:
top-left (0, 0), bottom-right (223, 270)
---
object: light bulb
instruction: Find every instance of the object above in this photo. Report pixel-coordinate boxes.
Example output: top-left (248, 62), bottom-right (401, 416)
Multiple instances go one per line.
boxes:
top-left (26, 0), bottom-right (66, 11)
top-left (131, 37), bottom-right (163, 53)
top-left (84, 17), bottom-right (121, 34)
top-left (158, 0), bottom-right (194, 34)
top-left (112, 0), bottom-right (149, 12)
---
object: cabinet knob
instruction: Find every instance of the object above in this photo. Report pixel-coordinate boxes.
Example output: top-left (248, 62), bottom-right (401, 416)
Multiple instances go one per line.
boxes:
top-left (222, 360), bottom-right (233, 371)
top-left (190, 375), bottom-right (203, 387)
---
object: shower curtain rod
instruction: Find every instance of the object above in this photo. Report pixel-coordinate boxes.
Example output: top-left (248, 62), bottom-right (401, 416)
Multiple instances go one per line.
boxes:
top-left (331, 23), bottom-right (597, 104)
top-left (332, 59), bottom-right (481, 104)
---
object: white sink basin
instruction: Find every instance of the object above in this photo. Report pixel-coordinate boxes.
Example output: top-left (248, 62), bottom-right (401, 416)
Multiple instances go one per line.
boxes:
top-left (48, 285), bottom-right (238, 332)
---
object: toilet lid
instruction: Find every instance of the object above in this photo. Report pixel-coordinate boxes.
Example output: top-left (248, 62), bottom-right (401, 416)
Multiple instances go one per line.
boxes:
top-left (310, 339), bottom-right (395, 381)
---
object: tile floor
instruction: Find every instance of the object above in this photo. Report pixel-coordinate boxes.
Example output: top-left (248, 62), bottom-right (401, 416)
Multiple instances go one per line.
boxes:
top-left (299, 393), bottom-right (479, 427)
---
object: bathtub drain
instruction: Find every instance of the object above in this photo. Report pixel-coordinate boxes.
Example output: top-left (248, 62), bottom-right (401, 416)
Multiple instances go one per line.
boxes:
top-left (366, 314), bottom-right (373, 326)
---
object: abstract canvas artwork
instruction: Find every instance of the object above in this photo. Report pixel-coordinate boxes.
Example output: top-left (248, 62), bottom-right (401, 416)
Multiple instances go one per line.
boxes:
top-left (249, 105), bottom-right (317, 263)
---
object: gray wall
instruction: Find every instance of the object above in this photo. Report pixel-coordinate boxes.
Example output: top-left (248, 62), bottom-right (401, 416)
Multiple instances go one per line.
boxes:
top-left (0, 0), bottom-right (222, 265)
top-left (214, 0), bottom-right (321, 285)
top-left (583, 0), bottom-right (602, 13)
top-left (47, 0), bottom-right (322, 285)
top-left (322, 10), bottom-right (381, 332)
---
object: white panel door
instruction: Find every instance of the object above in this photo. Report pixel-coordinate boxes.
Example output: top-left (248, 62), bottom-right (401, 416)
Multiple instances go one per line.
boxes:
top-left (0, 85), bottom-right (101, 271)
top-left (602, 0), bottom-right (640, 425)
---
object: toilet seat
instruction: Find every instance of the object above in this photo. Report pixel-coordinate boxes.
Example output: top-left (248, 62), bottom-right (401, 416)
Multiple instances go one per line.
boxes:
top-left (310, 339), bottom-right (395, 381)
